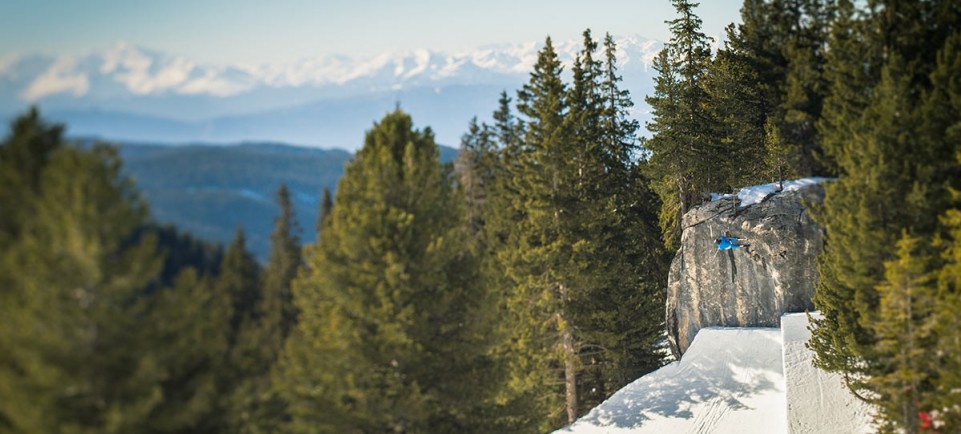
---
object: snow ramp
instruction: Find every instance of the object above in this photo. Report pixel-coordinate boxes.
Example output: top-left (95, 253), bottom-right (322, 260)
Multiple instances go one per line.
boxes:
top-left (557, 313), bottom-right (874, 434)
top-left (782, 313), bottom-right (875, 434)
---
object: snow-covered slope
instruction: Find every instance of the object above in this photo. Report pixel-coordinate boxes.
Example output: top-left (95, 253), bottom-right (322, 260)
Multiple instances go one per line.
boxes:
top-left (558, 313), bottom-right (875, 434)
top-left (782, 313), bottom-right (875, 433)
top-left (559, 328), bottom-right (786, 433)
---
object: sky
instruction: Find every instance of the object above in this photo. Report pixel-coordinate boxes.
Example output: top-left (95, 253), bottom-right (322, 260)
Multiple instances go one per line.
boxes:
top-left (1, 0), bottom-right (744, 65)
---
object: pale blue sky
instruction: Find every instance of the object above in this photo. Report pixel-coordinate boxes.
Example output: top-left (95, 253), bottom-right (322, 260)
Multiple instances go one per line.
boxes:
top-left (1, 0), bottom-right (743, 64)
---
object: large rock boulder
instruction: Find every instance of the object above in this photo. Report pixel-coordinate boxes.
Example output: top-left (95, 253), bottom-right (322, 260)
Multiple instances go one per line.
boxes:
top-left (666, 182), bottom-right (825, 357)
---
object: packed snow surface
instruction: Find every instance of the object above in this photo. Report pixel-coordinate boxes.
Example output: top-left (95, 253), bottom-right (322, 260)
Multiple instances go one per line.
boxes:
top-left (557, 313), bottom-right (876, 434)
top-left (711, 177), bottom-right (831, 208)
top-left (557, 328), bottom-right (786, 434)
top-left (782, 313), bottom-right (875, 433)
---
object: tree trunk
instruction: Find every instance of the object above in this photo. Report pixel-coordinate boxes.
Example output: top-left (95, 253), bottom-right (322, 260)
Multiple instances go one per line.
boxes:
top-left (556, 280), bottom-right (578, 425)
top-left (563, 324), bottom-right (577, 424)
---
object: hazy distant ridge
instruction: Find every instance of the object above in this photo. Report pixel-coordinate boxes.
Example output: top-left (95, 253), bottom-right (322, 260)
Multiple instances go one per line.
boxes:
top-left (1, 36), bottom-right (663, 148)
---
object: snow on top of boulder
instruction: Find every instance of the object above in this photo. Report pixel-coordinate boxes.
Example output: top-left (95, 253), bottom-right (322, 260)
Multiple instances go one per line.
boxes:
top-left (711, 177), bottom-right (831, 208)
top-left (556, 327), bottom-right (786, 434)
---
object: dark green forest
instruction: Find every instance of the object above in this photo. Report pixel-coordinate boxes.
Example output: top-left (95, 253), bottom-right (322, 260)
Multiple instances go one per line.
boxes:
top-left (1, 1), bottom-right (960, 433)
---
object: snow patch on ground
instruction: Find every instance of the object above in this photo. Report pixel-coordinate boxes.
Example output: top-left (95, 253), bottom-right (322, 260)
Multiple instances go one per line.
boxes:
top-left (711, 177), bottom-right (831, 208)
top-left (557, 313), bottom-right (876, 434)
top-left (782, 313), bottom-right (876, 433)
top-left (557, 328), bottom-right (786, 434)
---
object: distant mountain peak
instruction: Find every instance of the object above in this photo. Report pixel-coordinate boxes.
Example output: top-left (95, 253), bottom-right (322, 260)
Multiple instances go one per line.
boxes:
top-left (2, 34), bottom-right (663, 103)
top-left (0, 35), bottom-right (664, 149)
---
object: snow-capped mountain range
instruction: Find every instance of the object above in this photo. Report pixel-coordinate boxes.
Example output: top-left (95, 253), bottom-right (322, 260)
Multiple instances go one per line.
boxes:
top-left (0, 35), bottom-right (663, 148)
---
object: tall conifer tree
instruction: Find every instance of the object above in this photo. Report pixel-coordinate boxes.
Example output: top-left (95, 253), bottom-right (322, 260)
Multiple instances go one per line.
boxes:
top-left (504, 36), bottom-right (579, 427)
top-left (645, 0), bottom-right (717, 249)
top-left (492, 33), bottom-right (668, 428)
top-left (810, 0), bottom-right (961, 419)
top-left (216, 229), bottom-right (264, 432)
top-left (231, 184), bottom-right (303, 433)
top-left (0, 113), bottom-right (167, 433)
top-left (868, 233), bottom-right (940, 432)
top-left (281, 110), bottom-right (493, 433)
top-left (316, 187), bottom-right (333, 238)
top-left (142, 268), bottom-right (230, 434)
top-left (704, 24), bottom-right (768, 189)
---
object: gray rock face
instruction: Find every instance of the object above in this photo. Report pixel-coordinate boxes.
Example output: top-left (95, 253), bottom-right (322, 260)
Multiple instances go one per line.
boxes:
top-left (666, 184), bottom-right (825, 357)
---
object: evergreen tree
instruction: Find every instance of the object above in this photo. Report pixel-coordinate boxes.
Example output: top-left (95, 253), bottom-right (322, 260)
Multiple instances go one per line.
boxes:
top-left (923, 28), bottom-right (961, 430)
top-left (503, 36), bottom-right (577, 428)
top-left (0, 107), bottom-right (63, 247)
top-left (455, 117), bottom-right (497, 239)
top-left (810, 0), bottom-right (961, 418)
top-left (458, 97), bottom-right (540, 432)
top-left (0, 114), bottom-right (166, 433)
top-left (140, 223), bottom-right (223, 287)
top-left (600, 33), bottom-right (641, 176)
top-left (704, 24), bottom-right (768, 189)
top-left (263, 184), bottom-right (301, 346)
top-left (231, 184), bottom-right (303, 433)
top-left (576, 33), bottom-right (669, 409)
top-left (216, 229), bottom-right (264, 432)
top-left (316, 187), bottom-right (333, 238)
top-left (645, 0), bottom-right (717, 249)
top-left (141, 268), bottom-right (230, 434)
top-left (935, 204), bottom-right (961, 428)
top-left (778, 0), bottom-right (833, 176)
top-left (719, 0), bottom-right (835, 181)
top-left (869, 233), bottom-right (939, 432)
top-left (491, 33), bottom-right (668, 428)
top-left (281, 110), bottom-right (494, 433)
top-left (493, 90), bottom-right (524, 153)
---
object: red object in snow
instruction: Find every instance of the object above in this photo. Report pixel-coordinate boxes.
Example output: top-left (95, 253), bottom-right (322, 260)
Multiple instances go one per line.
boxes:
top-left (919, 411), bottom-right (932, 429)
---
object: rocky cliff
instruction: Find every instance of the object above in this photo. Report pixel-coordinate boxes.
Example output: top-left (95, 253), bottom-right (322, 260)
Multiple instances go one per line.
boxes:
top-left (666, 181), bottom-right (825, 357)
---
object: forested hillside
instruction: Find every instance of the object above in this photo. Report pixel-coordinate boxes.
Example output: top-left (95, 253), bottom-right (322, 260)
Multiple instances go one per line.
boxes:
top-left (1, 0), bottom-right (959, 433)
top-left (118, 142), bottom-right (350, 261)
top-left (101, 141), bottom-right (452, 260)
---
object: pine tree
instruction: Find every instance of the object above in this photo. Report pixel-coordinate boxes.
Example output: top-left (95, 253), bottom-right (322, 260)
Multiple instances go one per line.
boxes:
top-left (704, 24), bottom-right (768, 189)
top-left (216, 229), bottom-right (264, 432)
top-left (457, 96), bottom-right (541, 432)
top-left (645, 0), bottom-right (717, 249)
top-left (491, 33), bottom-right (668, 428)
top-left (455, 117), bottom-right (497, 239)
top-left (924, 29), bottom-right (961, 431)
top-left (502, 36), bottom-right (579, 428)
top-left (771, 0), bottom-right (834, 177)
top-left (778, 1), bottom-right (832, 177)
top-left (719, 0), bottom-right (835, 181)
top-left (0, 114), bottom-right (166, 433)
top-left (600, 33), bottom-right (641, 177)
top-left (142, 223), bottom-right (223, 287)
top-left (575, 33), bottom-right (669, 409)
top-left (493, 90), bottom-right (523, 153)
top-left (280, 110), bottom-right (494, 433)
top-left (935, 205), bottom-right (961, 428)
top-left (316, 187), bottom-right (333, 238)
top-left (869, 233), bottom-right (939, 432)
top-left (811, 52), bottom-right (920, 403)
top-left (141, 268), bottom-right (230, 434)
top-left (263, 184), bottom-right (301, 347)
top-left (0, 107), bottom-right (63, 247)
top-left (232, 184), bottom-right (303, 433)
top-left (810, 1), bottom-right (961, 418)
